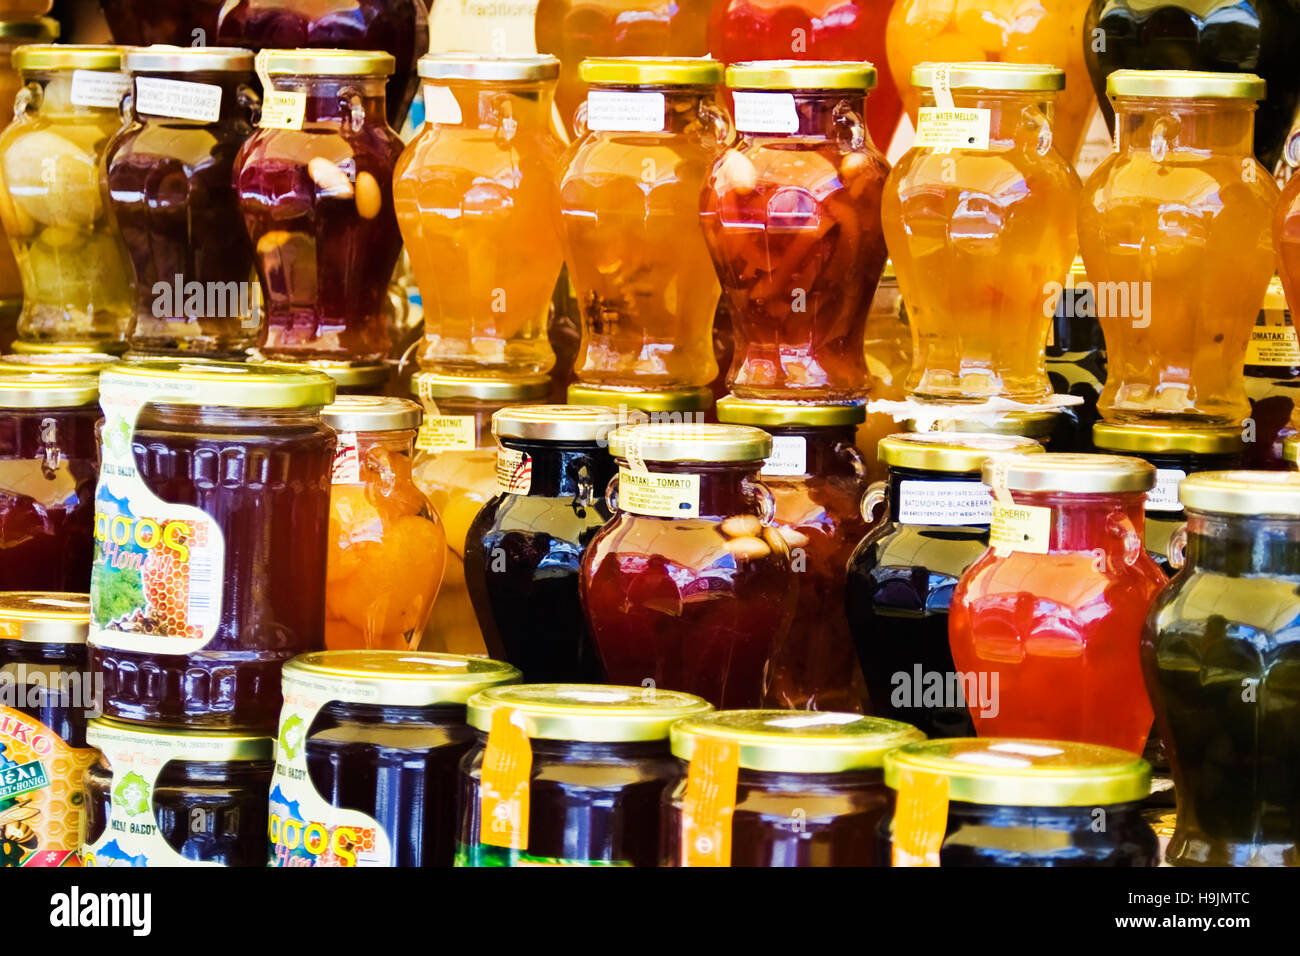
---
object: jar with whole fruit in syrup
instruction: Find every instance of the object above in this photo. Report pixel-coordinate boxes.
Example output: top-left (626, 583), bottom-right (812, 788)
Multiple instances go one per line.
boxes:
top-left (100, 0), bottom-right (224, 48)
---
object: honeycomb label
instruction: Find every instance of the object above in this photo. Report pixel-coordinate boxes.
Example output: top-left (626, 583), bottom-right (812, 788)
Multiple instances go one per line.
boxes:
top-left (0, 707), bottom-right (95, 867)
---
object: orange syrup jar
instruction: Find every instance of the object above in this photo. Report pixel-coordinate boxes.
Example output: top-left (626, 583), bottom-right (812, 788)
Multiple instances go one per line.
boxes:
top-left (395, 55), bottom-right (565, 379)
top-left (1081, 71), bottom-right (1278, 428)
top-left (559, 57), bottom-right (730, 396)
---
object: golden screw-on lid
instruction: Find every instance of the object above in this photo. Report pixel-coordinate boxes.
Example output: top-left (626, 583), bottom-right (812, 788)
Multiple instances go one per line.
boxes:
top-left (493, 405), bottom-right (620, 443)
top-left (608, 422), bottom-right (772, 463)
top-left (87, 717), bottom-right (273, 762)
top-left (418, 54), bottom-right (560, 82)
top-left (0, 592), bottom-right (88, 644)
top-left (11, 339), bottom-right (128, 356)
top-left (283, 651), bottom-right (520, 708)
top-left (1180, 470), bottom-right (1300, 516)
top-left (0, 352), bottom-right (119, 375)
top-left (0, 18), bottom-right (60, 41)
top-left (878, 433), bottom-right (1044, 474)
top-left (0, 372), bottom-right (99, 408)
top-left (981, 453), bottom-right (1155, 494)
top-left (125, 45), bottom-right (254, 74)
top-left (726, 60), bottom-right (877, 91)
top-left (257, 359), bottom-right (391, 389)
top-left (14, 43), bottom-right (123, 72)
top-left (1092, 422), bottom-right (1244, 456)
top-left (909, 410), bottom-right (1061, 441)
top-left (579, 56), bottom-right (723, 87)
top-left (1107, 69), bottom-right (1266, 101)
top-left (715, 396), bottom-right (866, 427)
top-left (911, 62), bottom-right (1065, 92)
top-left (321, 395), bottom-right (422, 433)
top-left (414, 372), bottom-right (551, 402)
top-left (261, 49), bottom-right (395, 77)
top-left (467, 684), bottom-right (713, 742)
top-left (566, 383), bottom-right (714, 414)
top-left (101, 359), bottom-right (334, 409)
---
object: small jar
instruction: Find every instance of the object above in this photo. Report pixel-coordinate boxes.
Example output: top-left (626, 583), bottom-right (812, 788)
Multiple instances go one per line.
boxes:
top-left (464, 406), bottom-right (619, 683)
top-left (0, 45), bottom-right (134, 350)
top-left (0, 592), bottom-right (97, 868)
top-left (846, 433), bottom-right (1043, 737)
top-left (234, 50), bottom-right (406, 363)
top-left (949, 454), bottom-right (1167, 754)
top-left (882, 737), bottom-right (1158, 867)
top-left (1046, 256), bottom-right (1107, 452)
top-left (0, 373), bottom-right (99, 592)
top-left (703, 61), bottom-right (890, 402)
top-left (396, 55), bottom-right (566, 379)
top-left (100, 0), bottom-right (224, 47)
top-left (89, 360), bottom-right (336, 732)
top-left (580, 423), bottom-right (797, 708)
top-left (1241, 276), bottom-right (1299, 469)
top-left (457, 683), bottom-right (712, 866)
top-left (321, 396), bottom-right (446, 652)
top-left (270, 650), bottom-right (519, 867)
top-left (716, 397), bottom-right (871, 712)
top-left (662, 709), bottom-right (923, 866)
top-left (81, 718), bottom-right (273, 866)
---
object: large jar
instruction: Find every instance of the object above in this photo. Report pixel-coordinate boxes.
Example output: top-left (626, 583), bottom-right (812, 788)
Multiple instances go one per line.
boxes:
top-left (0, 45), bottom-right (133, 350)
top-left (234, 50), bottom-right (406, 364)
top-left (949, 453), bottom-right (1167, 754)
top-left (100, 0), bottom-right (225, 47)
top-left (1079, 70), bottom-right (1278, 427)
top-left (1144, 471), bottom-right (1300, 866)
top-left (559, 57), bottom-right (728, 395)
top-left (702, 61), bottom-right (889, 402)
top-left (89, 360), bottom-right (336, 732)
top-left (106, 46), bottom-right (259, 358)
top-left (716, 397), bottom-right (871, 711)
top-left (883, 63), bottom-right (1080, 404)
top-left (395, 55), bottom-right (565, 379)
top-left (579, 423), bottom-right (797, 708)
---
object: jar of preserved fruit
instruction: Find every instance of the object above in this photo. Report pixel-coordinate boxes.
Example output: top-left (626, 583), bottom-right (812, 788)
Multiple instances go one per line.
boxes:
top-left (1079, 71), bottom-right (1278, 428)
top-left (884, 63), bottom-right (1080, 404)
top-left (1241, 277), bottom-right (1298, 470)
top-left (89, 360), bottom-right (336, 732)
top-left (321, 396), bottom-right (445, 652)
top-left (396, 55), bottom-right (565, 379)
top-left (716, 397), bottom-right (871, 711)
top-left (270, 650), bottom-right (518, 867)
top-left (0, 45), bottom-right (133, 350)
top-left (234, 50), bottom-right (405, 364)
top-left (882, 737), bottom-right (1158, 866)
top-left (81, 718), bottom-right (273, 866)
top-left (566, 382), bottom-right (715, 421)
top-left (846, 433), bottom-right (1042, 737)
top-left (0, 373), bottom-right (99, 592)
top-left (457, 683), bottom-right (712, 866)
top-left (100, 0), bottom-right (224, 47)
top-left (1144, 471), bottom-right (1300, 866)
top-left (908, 409), bottom-right (1064, 447)
top-left (702, 61), bottom-right (889, 402)
top-left (106, 46), bottom-right (259, 358)
top-left (465, 406), bottom-right (618, 683)
top-left (949, 454), bottom-right (1166, 754)
top-left (0, 592), bottom-right (97, 868)
top-left (0, 351), bottom-right (118, 375)
top-left (663, 709), bottom-right (923, 866)
top-left (580, 423), bottom-right (797, 707)
top-left (858, 259), bottom-right (910, 482)
top-left (559, 57), bottom-right (729, 395)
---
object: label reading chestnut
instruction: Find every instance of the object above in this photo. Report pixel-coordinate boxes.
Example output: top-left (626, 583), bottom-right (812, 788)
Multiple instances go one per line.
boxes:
top-left (761, 435), bottom-right (806, 477)
top-left (586, 90), bottom-right (665, 133)
top-left (416, 415), bottom-right (477, 451)
top-left (899, 480), bottom-right (994, 525)
top-left (70, 70), bottom-right (131, 109)
top-left (617, 467), bottom-right (700, 518)
top-left (989, 502), bottom-right (1051, 555)
top-left (732, 92), bottom-right (799, 134)
top-left (496, 447), bottom-right (532, 495)
top-left (1146, 468), bottom-right (1186, 513)
top-left (134, 77), bottom-right (223, 122)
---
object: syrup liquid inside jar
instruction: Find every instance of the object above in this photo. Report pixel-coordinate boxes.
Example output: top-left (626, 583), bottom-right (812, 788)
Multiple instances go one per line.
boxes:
top-left (396, 55), bottom-right (565, 380)
top-left (702, 61), bottom-right (889, 402)
top-left (579, 423), bottom-right (798, 708)
top-left (100, 0), bottom-right (225, 48)
top-left (883, 63), bottom-right (1080, 405)
top-left (234, 49), bottom-right (406, 364)
top-left (0, 45), bottom-right (134, 350)
top-left (949, 453), bottom-right (1167, 754)
top-left (857, 259), bottom-right (910, 482)
top-left (1080, 70), bottom-right (1279, 427)
top-left (89, 360), bottom-right (336, 732)
top-left (662, 709), bottom-right (923, 866)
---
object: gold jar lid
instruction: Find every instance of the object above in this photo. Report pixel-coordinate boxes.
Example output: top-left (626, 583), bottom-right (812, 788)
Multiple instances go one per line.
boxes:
top-left (261, 49), bottom-right (395, 77)
top-left (908, 410), bottom-right (1061, 441)
top-left (884, 738), bottom-right (1151, 807)
top-left (125, 45), bottom-right (254, 74)
top-left (258, 359), bottom-right (391, 389)
top-left (579, 56), bottom-right (723, 87)
top-left (715, 396), bottom-right (866, 427)
top-left (13, 44), bottom-right (124, 72)
top-left (101, 359), bottom-right (334, 409)
top-left (0, 352), bottom-right (119, 375)
top-left (608, 422), bottom-right (772, 463)
top-left (1107, 69), bottom-right (1266, 101)
top-left (493, 405), bottom-right (620, 443)
top-left (414, 372), bottom-right (552, 403)
top-left (726, 60), bottom-right (877, 91)
top-left (418, 54), bottom-right (560, 82)
top-left (321, 395), bottom-right (422, 432)
top-left (87, 718), bottom-right (273, 762)
top-left (879, 433), bottom-right (1044, 474)
top-left (283, 650), bottom-right (520, 708)
top-left (0, 372), bottom-right (98, 408)
top-left (467, 683), bottom-right (713, 742)
top-left (981, 453), bottom-right (1155, 494)
top-left (911, 62), bottom-right (1065, 92)
top-left (11, 339), bottom-right (128, 356)
top-left (566, 383), bottom-right (714, 414)
top-left (0, 592), bottom-right (88, 644)
top-left (1092, 422), bottom-right (1244, 456)
top-left (0, 18), bottom-right (59, 41)
top-left (671, 710), bottom-right (924, 774)
top-left (1180, 470), bottom-right (1300, 516)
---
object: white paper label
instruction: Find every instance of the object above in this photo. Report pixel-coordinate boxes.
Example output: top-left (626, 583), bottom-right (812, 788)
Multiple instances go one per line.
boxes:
top-left (732, 91), bottom-right (799, 134)
top-left (259, 90), bottom-right (306, 130)
top-left (914, 107), bottom-right (991, 151)
top-left (898, 480), bottom-right (994, 526)
top-left (134, 76), bottom-right (223, 122)
top-left (423, 84), bottom-right (463, 125)
top-left (586, 90), bottom-right (665, 133)
top-left (331, 432), bottom-right (361, 485)
top-left (762, 435), bottom-right (807, 477)
top-left (1146, 468), bottom-right (1186, 513)
top-left (70, 70), bottom-right (130, 109)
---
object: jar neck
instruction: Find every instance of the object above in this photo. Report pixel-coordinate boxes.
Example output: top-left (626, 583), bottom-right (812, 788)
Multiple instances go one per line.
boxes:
top-left (1114, 98), bottom-right (1256, 155)
top-left (592, 85), bottom-right (717, 137)
top-left (917, 89), bottom-right (1056, 148)
top-left (271, 75), bottom-right (389, 127)
top-left (23, 70), bottom-right (120, 119)
top-left (736, 90), bottom-right (868, 141)
top-left (620, 459), bottom-right (766, 519)
top-left (1185, 510), bottom-right (1300, 575)
top-left (130, 71), bottom-right (254, 125)
top-left (320, 699), bottom-right (465, 724)
top-left (765, 424), bottom-right (861, 479)
top-left (887, 466), bottom-right (987, 525)
top-left (440, 80), bottom-right (557, 130)
top-left (499, 437), bottom-right (616, 499)
top-left (137, 404), bottom-right (324, 430)
top-left (1010, 490), bottom-right (1148, 552)
top-left (354, 429), bottom-right (416, 458)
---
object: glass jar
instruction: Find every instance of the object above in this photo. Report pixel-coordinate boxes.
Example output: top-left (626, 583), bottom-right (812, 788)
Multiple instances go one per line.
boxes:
top-left (1046, 256), bottom-right (1106, 452)
top-left (566, 382), bottom-right (715, 421)
top-left (0, 45), bottom-right (134, 350)
top-left (846, 433), bottom-right (1043, 737)
top-left (1241, 277), bottom-right (1299, 470)
top-left (396, 55), bottom-right (565, 379)
top-left (0, 373), bottom-right (99, 592)
top-left (580, 423), bottom-right (797, 707)
top-left (81, 718), bottom-right (273, 866)
top-left (702, 62), bottom-right (889, 402)
top-left (716, 397), bottom-right (871, 711)
top-left (456, 683), bottom-right (712, 866)
top-left (1079, 71), bottom-right (1278, 427)
top-left (100, 0), bottom-right (225, 47)
top-left (1144, 471), bottom-right (1300, 866)
top-left (858, 259), bottom-right (910, 482)
top-left (321, 396), bottom-right (446, 652)
top-left (89, 360), bottom-right (336, 732)
top-left (261, 357), bottom-right (392, 396)
top-left (908, 409), bottom-right (1064, 447)
top-left (464, 406), bottom-right (619, 683)
top-left (883, 63), bottom-right (1080, 404)
top-left (0, 592), bottom-right (97, 868)
top-left (662, 709), bottom-right (923, 866)
top-left (106, 46), bottom-right (259, 358)
top-left (234, 50), bottom-right (406, 364)
top-left (559, 57), bottom-right (729, 394)
top-left (270, 650), bottom-right (518, 867)
top-left (881, 737), bottom-right (1158, 866)
top-left (949, 453), bottom-right (1167, 754)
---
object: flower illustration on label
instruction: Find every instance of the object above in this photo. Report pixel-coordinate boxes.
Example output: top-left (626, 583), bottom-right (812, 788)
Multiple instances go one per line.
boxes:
top-left (113, 772), bottom-right (151, 817)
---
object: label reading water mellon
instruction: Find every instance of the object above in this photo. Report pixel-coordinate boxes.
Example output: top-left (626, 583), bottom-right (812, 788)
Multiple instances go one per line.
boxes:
top-left (914, 107), bottom-right (991, 151)
top-left (0, 708), bottom-right (95, 867)
top-left (618, 467), bottom-right (700, 518)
